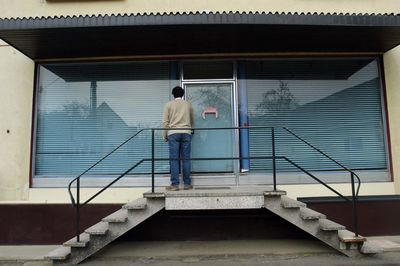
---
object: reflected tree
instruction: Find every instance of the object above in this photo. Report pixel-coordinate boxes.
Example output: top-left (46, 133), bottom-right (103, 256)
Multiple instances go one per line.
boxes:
top-left (255, 80), bottom-right (299, 116)
top-left (62, 102), bottom-right (90, 118)
top-left (192, 85), bottom-right (231, 120)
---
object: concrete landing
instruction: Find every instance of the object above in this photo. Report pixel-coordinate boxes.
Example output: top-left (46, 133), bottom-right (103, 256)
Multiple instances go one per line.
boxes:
top-left (144, 186), bottom-right (286, 210)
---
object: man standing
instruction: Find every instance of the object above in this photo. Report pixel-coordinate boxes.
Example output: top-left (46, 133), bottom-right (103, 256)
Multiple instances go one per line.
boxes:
top-left (162, 86), bottom-right (194, 191)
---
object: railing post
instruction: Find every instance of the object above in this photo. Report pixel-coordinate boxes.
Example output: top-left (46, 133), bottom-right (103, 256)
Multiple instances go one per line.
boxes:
top-left (350, 172), bottom-right (359, 237)
top-left (76, 178), bottom-right (80, 242)
top-left (272, 127), bottom-right (277, 191)
top-left (151, 129), bottom-right (155, 193)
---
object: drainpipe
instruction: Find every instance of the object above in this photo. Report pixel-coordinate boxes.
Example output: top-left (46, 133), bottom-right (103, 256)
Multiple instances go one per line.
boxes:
top-left (238, 62), bottom-right (250, 172)
top-left (90, 81), bottom-right (97, 114)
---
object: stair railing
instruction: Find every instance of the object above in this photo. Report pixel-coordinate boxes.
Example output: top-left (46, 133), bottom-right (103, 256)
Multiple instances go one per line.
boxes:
top-left (150, 126), bottom-right (361, 236)
top-left (68, 126), bottom-right (362, 243)
top-left (67, 128), bottom-right (146, 242)
top-left (282, 127), bottom-right (361, 237)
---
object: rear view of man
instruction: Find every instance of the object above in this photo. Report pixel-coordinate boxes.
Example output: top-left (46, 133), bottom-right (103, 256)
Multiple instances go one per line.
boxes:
top-left (162, 86), bottom-right (194, 191)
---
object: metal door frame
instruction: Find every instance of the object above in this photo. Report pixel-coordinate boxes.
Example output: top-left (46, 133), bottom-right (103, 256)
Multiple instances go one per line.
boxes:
top-left (182, 80), bottom-right (240, 185)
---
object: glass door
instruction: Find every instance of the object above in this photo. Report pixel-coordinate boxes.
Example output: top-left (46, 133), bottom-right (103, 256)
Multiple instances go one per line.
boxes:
top-left (185, 83), bottom-right (235, 173)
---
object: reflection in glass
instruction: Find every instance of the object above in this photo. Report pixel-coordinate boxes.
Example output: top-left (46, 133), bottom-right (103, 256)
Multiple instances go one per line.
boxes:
top-left (242, 59), bottom-right (387, 177)
top-left (35, 62), bottom-right (177, 177)
top-left (186, 83), bottom-right (234, 172)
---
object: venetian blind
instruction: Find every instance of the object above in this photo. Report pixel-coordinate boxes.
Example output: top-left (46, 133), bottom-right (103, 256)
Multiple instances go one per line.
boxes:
top-left (242, 59), bottom-right (387, 175)
top-left (35, 61), bottom-right (176, 177)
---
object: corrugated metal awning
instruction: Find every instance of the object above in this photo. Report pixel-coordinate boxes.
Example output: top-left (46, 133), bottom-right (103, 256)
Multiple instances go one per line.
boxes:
top-left (1, 12), bottom-right (400, 60)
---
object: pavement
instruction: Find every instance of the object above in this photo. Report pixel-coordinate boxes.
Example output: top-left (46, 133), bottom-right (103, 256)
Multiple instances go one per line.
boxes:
top-left (1, 236), bottom-right (400, 266)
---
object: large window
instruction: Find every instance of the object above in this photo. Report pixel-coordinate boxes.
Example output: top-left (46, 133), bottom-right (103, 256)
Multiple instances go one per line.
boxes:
top-left (35, 61), bottom-right (178, 181)
top-left (241, 58), bottom-right (388, 182)
top-left (34, 58), bottom-right (389, 186)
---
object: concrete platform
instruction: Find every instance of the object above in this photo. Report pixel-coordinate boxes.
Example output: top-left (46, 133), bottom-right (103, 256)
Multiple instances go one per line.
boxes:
top-left (146, 186), bottom-right (285, 197)
top-left (146, 186), bottom-right (286, 210)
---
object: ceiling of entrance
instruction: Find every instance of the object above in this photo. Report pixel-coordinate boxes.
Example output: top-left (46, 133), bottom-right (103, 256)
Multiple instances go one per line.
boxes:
top-left (1, 12), bottom-right (400, 60)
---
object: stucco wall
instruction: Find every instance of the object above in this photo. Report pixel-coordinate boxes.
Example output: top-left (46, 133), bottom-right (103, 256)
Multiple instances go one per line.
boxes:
top-left (0, 39), bottom-right (399, 202)
top-left (0, 0), bottom-right (399, 19)
top-left (384, 45), bottom-right (400, 194)
top-left (23, 183), bottom-right (396, 204)
top-left (0, 0), bottom-right (400, 202)
top-left (0, 41), bottom-right (34, 200)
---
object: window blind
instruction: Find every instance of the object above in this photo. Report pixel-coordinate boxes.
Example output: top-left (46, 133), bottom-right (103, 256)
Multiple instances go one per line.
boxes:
top-left (35, 61), bottom-right (176, 177)
top-left (242, 59), bottom-right (387, 176)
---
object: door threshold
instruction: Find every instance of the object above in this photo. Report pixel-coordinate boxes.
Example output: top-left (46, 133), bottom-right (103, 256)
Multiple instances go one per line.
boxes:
top-left (194, 186), bottom-right (232, 190)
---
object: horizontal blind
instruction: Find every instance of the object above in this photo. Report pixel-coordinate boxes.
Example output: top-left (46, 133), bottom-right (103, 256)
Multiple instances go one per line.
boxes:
top-left (35, 62), bottom-right (176, 177)
top-left (242, 59), bottom-right (387, 174)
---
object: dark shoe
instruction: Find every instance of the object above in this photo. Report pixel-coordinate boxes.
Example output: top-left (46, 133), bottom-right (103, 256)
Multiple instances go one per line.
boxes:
top-left (184, 184), bottom-right (193, 190)
top-left (166, 185), bottom-right (179, 191)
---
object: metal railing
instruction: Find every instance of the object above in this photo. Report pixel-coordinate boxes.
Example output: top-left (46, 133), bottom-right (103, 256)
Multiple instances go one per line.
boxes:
top-left (68, 126), bottom-right (362, 242)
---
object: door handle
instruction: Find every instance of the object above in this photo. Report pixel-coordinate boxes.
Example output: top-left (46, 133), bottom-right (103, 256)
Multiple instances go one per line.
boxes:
top-left (202, 107), bottom-right (218, 119)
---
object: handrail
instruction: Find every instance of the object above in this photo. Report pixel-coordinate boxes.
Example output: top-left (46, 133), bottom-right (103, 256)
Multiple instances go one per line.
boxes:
top-left (283, 127), bottom-right (361, 197)
top-left (71, 156), bottom-right (353, 206)
top-left (68, 126), bottom-right (363, 242)
top-left (283, 157), bottom-right (350, 202)
top-left (68, 129), bottom-right (145, 206)
top-left (74, 159), bottom-right (145, 207)
top-left (68, 126), bottom-right (274, 205)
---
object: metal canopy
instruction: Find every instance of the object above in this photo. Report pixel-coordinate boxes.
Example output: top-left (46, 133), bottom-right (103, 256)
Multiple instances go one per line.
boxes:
top-left (43, 58), bottom-right (373, 82)
top-left (0, 12), bottom-right (400, 60)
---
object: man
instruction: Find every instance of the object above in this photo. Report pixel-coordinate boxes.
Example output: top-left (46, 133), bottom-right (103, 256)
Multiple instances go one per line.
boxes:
top-left (162, 86), bottom-right (195, 191)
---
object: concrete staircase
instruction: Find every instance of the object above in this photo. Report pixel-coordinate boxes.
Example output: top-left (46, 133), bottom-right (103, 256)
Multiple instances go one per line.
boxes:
top-left (161, 186), bottom-right (379, 256)
top-left (45, 186), bottom-right (381, 265)
top-left (45, 197), bottom-right (164, 265)
top-left (264, 194), bottom-right (369, 256)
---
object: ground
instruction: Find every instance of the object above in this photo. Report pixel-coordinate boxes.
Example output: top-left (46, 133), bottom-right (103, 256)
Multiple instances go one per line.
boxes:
top-left (1, 238), bottom-right (400, 266)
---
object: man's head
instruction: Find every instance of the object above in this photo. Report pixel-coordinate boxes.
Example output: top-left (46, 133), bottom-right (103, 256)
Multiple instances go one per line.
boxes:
top-left (172, 86), bottom-right (184, 98)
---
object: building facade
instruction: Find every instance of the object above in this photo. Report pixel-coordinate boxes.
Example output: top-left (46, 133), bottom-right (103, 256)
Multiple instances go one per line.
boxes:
top-left (1, 0), bottom-right (400, 243)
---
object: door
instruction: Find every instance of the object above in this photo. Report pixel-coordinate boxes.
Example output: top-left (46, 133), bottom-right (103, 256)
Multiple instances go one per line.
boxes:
top-left (185, 83), bottom-right (235, 173)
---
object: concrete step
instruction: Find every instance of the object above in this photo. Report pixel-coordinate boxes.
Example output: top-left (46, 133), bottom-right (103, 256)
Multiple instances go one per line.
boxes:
top-left (281, 196), bottom-right (306, 209)
top-left (122, 198), bottom-right (147, 210)
top-left (48, 198), bottom-right (165, 265)
top-left (85, 222), bottom-right (109, 236)
top-left (264, 195), bottom-right (353, 256)
top-left (102, 209), bottom-right (128, 223)
top-left (338, 229), bottom-right (366, 250)
top-left (319, 218), bottom-right (346, 231)
top-left (360, 241), bottom-right (384, 254)
top-left (44, 246), bottom-right (70, 261)
top-left (300, 207), bottom-right (326, 220)
top-left (338, 230), bottom-right (366, 243)
top-left (264, 190), bottom-right (286, 196)
top-left (63, 233), bottom-right (90, 248)
top-left (164, 187), bottom-right (267, 210)
top-left (143, 191), bottom-right (166, 198)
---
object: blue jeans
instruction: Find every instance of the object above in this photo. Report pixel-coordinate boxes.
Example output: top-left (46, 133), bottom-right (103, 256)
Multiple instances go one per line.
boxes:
top-left (168, 133), bottom-right (192, 186)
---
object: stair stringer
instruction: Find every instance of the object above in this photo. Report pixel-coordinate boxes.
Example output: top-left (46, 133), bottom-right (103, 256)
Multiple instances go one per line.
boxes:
top-left (264, 195), bottom-right (357, 257)
top-left (54, 198), bottom-right (165, 265)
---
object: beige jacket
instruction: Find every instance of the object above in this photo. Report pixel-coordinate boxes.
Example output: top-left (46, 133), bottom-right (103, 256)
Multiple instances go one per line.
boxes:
top-left (162, 98), bottom-right (194, 140)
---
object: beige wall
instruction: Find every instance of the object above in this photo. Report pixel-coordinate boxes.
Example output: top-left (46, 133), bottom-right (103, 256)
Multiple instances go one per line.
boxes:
top-left (1, 0), bottom-right (400, 202)
top-left (21, 183), bottom-right (396, 204)
top-left (282, 182), bottom-right (396, 200)
top-left (0, 40), bottom-right (399, 202)
top-left (27, 188), bottom-right (148, 204)
top-left (0, 42), bottom-right (34, 200)
top-left (0, 0), bottom-right (399, 19)
top-left (384, 45), bottom-right (400, 194)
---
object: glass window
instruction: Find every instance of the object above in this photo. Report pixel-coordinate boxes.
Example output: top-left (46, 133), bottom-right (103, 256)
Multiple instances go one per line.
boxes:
top-left (35, 61), bottom-right (178, 178)
top-left (240, 58), bottom-right (388, 181)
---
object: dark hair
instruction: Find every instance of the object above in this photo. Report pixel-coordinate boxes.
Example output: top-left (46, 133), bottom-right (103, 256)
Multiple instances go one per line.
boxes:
top-left (172, 86), bottom-right (184, 98)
